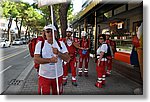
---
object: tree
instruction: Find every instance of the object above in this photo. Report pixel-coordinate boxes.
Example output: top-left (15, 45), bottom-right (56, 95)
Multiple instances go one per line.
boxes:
top-left (14, 2), bottom-right (30, 38)
top-left (1, 0), bottom-right (18, 41)
top-left (59, 2), bottom-right (70, 38)
top-left (23, 6), bottom-right (45, 39)
top-left (27, 1), bottom-right (73, 38)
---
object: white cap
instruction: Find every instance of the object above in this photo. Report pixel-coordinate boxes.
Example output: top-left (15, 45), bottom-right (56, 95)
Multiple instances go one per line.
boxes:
top-left (105, 32), bottom-right (110, 35)
top-left (44, 24), bottom-right (57, 31)
top-left (81, 31), bottom-right (86, 36)
top-left (66, 27), bottom-right (73, 32)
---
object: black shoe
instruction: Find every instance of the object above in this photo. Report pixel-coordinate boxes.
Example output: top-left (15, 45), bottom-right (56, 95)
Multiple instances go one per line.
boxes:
top-left (72, 82), bottom-right (78, 86)
top-left (63, 81), bottom-right (67, 86)
top-left (84, 74), bottom-right (88, 77)
top-left (78, 74), bottom-right (82, 77)
top-left (106, 73), bottom-right (110, 77)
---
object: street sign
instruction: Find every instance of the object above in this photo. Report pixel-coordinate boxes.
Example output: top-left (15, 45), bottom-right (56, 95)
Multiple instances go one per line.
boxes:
top-left (38, 0), bottom-right (68, 7)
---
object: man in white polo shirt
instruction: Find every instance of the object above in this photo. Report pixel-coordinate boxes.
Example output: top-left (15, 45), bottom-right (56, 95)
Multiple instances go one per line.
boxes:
top-left (34, 24), bottom-right (70, 95)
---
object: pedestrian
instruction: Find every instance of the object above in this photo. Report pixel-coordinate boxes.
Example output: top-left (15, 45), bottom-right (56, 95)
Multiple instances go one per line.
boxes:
top-left (78, 31), bottom-right (90, 77)
top-left (60, 27), bottom-right (84, 86)
top-left (130, 32), bottom-right (139, 67)
top-left (95, 34), bottom-right (108, 88)
top-left (105, 32), bottom-right (116, 76)
top-left (132, 23), bottom-right (143, 79)
top-left (34, 24), bottom-right (70, 95)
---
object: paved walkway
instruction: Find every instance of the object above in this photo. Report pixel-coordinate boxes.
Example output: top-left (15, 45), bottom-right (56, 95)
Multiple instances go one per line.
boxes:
top-left (19, 58), bottom-right (142, 95)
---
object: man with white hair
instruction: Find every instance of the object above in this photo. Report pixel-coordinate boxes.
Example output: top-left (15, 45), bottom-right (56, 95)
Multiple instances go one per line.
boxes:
top-left (34, 24), bottom-right (70, 95)
top-left (78, 31), bottom-right (90, 77)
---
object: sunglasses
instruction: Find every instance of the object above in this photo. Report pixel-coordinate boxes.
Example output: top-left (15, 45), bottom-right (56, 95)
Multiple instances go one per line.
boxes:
top-left (99, 37), bottom-right (103, 40)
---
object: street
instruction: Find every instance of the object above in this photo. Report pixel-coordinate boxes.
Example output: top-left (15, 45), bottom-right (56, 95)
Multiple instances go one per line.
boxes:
top-left (0, 45), bottom-right (142, 95)
top-left (0, 45), bottom-right (32, 94)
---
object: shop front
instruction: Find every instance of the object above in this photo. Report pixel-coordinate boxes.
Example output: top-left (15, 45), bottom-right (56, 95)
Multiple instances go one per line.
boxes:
top-left (72, 1), bottom-right (143, 63)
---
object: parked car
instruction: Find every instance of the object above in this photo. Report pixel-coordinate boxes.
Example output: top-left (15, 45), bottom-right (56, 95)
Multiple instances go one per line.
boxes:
top-left (21, 38), bottom-right (28, 44)
top-left (12, 39), bottom-right (23, 45)
top-left (0, 39), bottom-right (11, 48)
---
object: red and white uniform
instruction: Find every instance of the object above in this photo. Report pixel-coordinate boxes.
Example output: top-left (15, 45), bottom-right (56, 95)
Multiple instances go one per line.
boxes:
top-left (60, 38), bottom-right (78, 83)
top-left (78, 38), bottom-right (90, 76)
top-left (34, 40), bottom-right (68, 95)
top-left (96, 43), bottom-right (108, 88)
top-left (105, 39), bottom-right (115, 76)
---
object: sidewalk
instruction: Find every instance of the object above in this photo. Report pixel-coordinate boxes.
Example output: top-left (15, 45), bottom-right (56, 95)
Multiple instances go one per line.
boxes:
top-left (19, 58), bottom-right (142, 95)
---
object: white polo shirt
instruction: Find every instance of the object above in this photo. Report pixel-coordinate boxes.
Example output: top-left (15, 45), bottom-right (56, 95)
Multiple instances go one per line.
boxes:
top-left (96, 43), bottom-right (108, 61)
top-left (34, 40), bottom-right (68, 79)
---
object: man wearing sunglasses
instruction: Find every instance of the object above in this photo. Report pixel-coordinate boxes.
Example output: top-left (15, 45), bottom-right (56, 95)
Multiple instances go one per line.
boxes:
top-left (34, 24), bottom-right (70, 95)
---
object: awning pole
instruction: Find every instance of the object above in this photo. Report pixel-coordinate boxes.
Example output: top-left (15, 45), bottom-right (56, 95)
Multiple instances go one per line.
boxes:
top-left (50, 5), bottom-right (59, 95)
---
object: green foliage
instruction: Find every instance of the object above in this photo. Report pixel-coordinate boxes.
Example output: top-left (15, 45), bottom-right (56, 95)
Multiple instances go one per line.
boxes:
top-left (1, 0), bottom-right (46, 32)
top-left (1, 0), bottom-right (73, 36)
top-left (67, 4), bottom-right (73, 23)
top-left (1, 0), bottom-right (18, 18)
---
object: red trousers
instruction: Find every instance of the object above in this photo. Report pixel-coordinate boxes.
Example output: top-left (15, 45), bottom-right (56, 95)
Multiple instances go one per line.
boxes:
top-left (38, 76), bottom-right (63, 95)
top-left (63, 57), bottom-right (76, 77)
top-left (96, 61), bottom-right (107, 78)
top-left (107, 56), bottom-right (112, 71)
top-left (79, 53), bottom-right (89, 68)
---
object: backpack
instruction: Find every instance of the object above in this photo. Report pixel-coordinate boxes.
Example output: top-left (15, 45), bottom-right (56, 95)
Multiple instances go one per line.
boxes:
top-left (29, 37), bottom-right (62, 58)
top-left (110, 40), bottom-right (117, 53)
top-left (28, 36), bottom-right (44, 58)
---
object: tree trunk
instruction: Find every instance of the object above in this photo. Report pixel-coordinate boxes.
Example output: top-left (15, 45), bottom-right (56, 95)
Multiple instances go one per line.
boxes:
top-left (28, 31), bottom-right (30, 40)
top-left (7, 17), bottom-right (13, 42)
top-left (25, 26), bottom-right (28, 40)
top-left (16, 17), bottom-right (23, 38)
top-left (59, 3), bottom-right (70, 38)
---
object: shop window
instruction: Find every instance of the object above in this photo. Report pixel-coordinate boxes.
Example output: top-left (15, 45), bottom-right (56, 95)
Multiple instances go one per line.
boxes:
top-left (128, 3), bottom-right (140, 10)
top-left (114, 5), bottom-right (126, 15)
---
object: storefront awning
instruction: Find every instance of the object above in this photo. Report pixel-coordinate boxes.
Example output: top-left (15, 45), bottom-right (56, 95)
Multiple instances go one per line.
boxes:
top-left (79, 0), bottom-right (102, 18)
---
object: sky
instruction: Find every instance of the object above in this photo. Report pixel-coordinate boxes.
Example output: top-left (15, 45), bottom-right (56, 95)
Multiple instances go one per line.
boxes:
top-left (72, 0), bottom-right (82, 14)
top-left (22, 0), bottom-right (35, 5)
top-left (22, 0), bottom-right (82, 14)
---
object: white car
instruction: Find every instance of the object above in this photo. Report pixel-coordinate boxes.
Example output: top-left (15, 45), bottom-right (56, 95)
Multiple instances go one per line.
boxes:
top-left (0, 39), bottom-right (11, 48)
top-left (12, 39), bottom-right (23, 45)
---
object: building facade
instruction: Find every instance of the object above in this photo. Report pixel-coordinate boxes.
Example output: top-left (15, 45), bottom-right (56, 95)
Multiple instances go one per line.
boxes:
top-left (72, 0), bottom-right (143, 56)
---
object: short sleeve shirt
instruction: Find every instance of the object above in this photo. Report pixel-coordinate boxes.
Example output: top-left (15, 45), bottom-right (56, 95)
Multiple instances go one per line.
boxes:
top-left (34, 40), bottom-right (68, 79)
top-left (96, 43), bottom-right (108, 61)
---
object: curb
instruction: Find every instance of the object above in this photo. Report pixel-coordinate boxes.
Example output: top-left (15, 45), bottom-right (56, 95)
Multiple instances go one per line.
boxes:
top-left (3, 61), bottom-right (34, 95)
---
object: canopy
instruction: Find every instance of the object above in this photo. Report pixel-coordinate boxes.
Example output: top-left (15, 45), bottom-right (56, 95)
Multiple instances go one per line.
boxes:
top-left (38, 0), bottom-right (68, 7)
